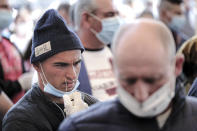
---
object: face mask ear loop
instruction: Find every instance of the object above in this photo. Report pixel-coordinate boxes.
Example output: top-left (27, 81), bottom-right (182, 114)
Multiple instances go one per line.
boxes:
top-left (39, 63), bottom-right (49, 85)
top-left (87, 12), bottom-right (101, 22)
top-left (39, 71), bottom-right (46, 86)
top-left (87, 11), bottom-right (102, 34)
top-left (65, 79), bottom-right (68, 92)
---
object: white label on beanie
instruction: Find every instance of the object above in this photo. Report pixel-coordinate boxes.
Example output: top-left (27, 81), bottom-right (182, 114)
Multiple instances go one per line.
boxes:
top-left (35, 41), bottom-right (51, 57)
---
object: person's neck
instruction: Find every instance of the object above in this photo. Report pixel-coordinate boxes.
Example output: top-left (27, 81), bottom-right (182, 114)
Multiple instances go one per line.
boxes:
top-left (158, 101), bottom-right (172, 116)
top-left (38, 79), bottom-right (64, 104)
top-left (77, 30), bottom-right (104, 50)
top-left (45, 93), bottom-right (64, 104)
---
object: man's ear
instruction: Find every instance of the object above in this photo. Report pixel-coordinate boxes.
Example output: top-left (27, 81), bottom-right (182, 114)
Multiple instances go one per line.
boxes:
top-left (33, 63), bottom-right (41, 73)
top-left (160, 9), bottom-right (170, 24)
top-left (175, 53), bottom-right (184, 77)
top-left (81, 12), bottom-right (91, 29)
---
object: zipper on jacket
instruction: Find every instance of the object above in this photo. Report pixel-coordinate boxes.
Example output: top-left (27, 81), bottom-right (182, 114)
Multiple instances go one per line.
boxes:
top-left (53, 102), bottom-right (66, 118)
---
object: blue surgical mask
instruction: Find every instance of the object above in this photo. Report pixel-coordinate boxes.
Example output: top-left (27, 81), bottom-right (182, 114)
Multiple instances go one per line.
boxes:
top-left (0, 10), bottom-right (13, 31)
top-left (44, 80), bottom-right (80, 97)
top-left (90, 14), bottom-right (123, 45)
top-left (39, 63), bottom-right (80, 97)
top-left (169, 15), bottom-right (186, 31)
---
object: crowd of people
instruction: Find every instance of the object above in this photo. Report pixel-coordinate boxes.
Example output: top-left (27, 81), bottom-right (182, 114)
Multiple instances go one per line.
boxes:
top-left (1, 0), bottom-right (197, 130)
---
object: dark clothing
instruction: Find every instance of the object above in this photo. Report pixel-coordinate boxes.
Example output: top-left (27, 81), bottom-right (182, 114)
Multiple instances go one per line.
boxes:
top-left (0, 88), bottom-right (2, 131)
top-left (77, 60), bottom-right (92, 95)
top-left (188, 78), bottom-right (197, 97)
top-left (59, 84), bottom-right (197, 131)
top-left (171, 28), bottom-right (186, 51)
top-left (0, 65), bottom-right (22, 99)
top-left (2, 84), bottom-right (98, 131)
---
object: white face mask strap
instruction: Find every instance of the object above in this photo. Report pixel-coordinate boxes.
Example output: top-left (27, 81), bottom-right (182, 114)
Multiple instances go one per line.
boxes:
top-left (65, 79), bottom-right (68, 92)
top-left (86, 11), bottom-right (101, 22)
top-left (39, 71), bottom-right (46, 86)
top-left (39, 63), bottom-right (49, 85)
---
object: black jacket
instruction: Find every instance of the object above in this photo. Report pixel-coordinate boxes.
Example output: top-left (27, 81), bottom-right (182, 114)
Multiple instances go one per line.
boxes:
top-left (59, 84), bottom-right (197, 131)
top-left (2, 84), bottom-right (98, 131)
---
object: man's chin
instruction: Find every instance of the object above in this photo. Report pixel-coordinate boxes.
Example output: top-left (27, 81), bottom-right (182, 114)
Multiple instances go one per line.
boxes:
top-left (62, 84), bottom-right (74, 92)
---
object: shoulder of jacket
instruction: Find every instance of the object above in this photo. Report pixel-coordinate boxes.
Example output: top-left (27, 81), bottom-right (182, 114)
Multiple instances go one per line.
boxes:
top-left (70, 98), bottom-right (119, 122)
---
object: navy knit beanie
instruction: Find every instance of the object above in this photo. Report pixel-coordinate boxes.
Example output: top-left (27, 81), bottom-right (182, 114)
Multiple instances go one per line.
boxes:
top-left (30, 9), bottom-right (84, 64)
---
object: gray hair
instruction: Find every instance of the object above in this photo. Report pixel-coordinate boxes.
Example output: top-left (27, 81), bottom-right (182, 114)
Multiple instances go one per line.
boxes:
top-left (74, 0), bottom-right (97, 31)
top-left (112, 19), bottom-right (176, 61)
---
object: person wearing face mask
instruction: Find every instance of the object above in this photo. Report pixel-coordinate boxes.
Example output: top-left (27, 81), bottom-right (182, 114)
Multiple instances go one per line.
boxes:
top-left (58, 19), bottom-right (197, 131)
top-left (10, 7), bottom-right (34, 55)
top-left (0, 0), bottom-right (29, 103)
top-left (158, 0), bottom-right (187, 50)
top-left (2, 9), bottom-right (98, 131)
top-left (74, 0), bottom-right (123, 101)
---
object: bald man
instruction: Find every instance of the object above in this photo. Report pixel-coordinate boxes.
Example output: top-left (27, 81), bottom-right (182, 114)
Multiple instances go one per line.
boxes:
top-left (58, 19), bottom-right (197, 131)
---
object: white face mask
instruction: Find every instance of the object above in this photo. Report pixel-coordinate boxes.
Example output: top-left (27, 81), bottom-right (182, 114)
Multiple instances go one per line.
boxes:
top-left (89, 14), bottom-right (123, 45)
top-left (39, 63), bottom-right (79, 97)
top-left (117, 80), bottom-right (175, 117)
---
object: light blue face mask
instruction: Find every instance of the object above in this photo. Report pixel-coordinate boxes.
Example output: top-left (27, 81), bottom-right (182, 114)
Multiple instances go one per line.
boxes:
top-left (169, 14), bottom-right (186, 31)
top-left (39, 63), bottom-right (80, 97)
top-left (0, 10), bottom-right (13, 31)
top-left (43, 80), bottom-right (80, 97)
top-left (90, 14), bottom-right (124, 45)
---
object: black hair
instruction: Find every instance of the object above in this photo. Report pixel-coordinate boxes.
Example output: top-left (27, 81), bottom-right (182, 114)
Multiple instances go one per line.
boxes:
top-left (163, 0), bottom-right (183, 4)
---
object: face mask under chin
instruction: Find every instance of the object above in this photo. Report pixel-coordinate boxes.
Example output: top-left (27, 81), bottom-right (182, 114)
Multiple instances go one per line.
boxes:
top-left (117, 79), bottom-right (175, 118)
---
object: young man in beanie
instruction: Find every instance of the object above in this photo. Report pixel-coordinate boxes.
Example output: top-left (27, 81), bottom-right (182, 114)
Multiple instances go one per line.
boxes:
top-left (2, 9), bottom-right (97, 131)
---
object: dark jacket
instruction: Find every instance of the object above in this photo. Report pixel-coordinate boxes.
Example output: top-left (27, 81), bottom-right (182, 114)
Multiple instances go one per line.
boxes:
top-left (77, 60), bottom-right (92, 95)
top-left (2, 84), bottom-right (98, 131)
top-left (59, 84), bottom-right (197, 131)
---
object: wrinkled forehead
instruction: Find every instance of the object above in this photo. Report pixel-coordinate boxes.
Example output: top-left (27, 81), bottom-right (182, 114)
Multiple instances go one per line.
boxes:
top-left (42, 50), bottom-right (82, 64)
top-left (114, 36), bottom-right (172, 74)
top-left (114, 41), bottom-right (172, 79)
